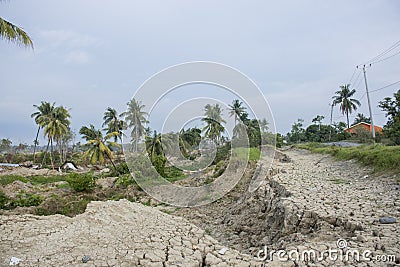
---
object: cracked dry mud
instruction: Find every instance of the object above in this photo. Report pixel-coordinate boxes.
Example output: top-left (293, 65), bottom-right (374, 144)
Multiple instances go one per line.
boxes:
top-left (1, 148), bottom-right (399, 266)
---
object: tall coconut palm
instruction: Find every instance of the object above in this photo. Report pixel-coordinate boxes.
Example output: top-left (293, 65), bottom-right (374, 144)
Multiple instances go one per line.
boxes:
top-left (122, 99), bottom-right (148, 152)
top-left (79, 124), bottom-right (119, 171)
top-left (31, 101), bottom-right (54, 163)
top-left (0, 1), bottom-right (33, 48)
top-left (102, 107), bottom-right (124, 153)
top-left (202, 118), bottom-right (225, 144)
top-left (204, 103), bottom-right (226, 124)
top-left (145, 131), bottom-right (164, 161)
top-left (259, 118), bottom-right (269, 132)
top-left (229, 99), bottom-right (246, 126)
top-left (332, 84), bottom-right (361, 129)
top-left (43, 106), bottom-right (71, 168)
top-left (202, 104), bottom-right (226, 144)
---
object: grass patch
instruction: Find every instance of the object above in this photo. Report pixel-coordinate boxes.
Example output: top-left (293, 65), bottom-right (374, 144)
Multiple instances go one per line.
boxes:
top-left (297, 143), bottom-right (400, 173)
top-left (232, 147), bottom-right (261, 161)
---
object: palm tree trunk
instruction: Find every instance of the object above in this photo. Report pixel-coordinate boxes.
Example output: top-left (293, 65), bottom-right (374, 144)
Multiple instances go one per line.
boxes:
top-left (50, 139), bottom-right (55, 170)
top-left (120, 136), bottom-right (124, 155)
top-left (105, 153), bottom-right (118, 174)
top-left (33, 127), bottom-right (40, 163)
top-left (346, 111), bottom-right (350, 129)
top-left (41, 139), bottom-right (50, 167)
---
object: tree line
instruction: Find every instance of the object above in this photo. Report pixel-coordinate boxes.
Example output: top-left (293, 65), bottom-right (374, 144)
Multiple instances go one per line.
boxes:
top-left (28, 99), bottom-right (276, 171)
top-left (286, 84), bottom-right (400, 145)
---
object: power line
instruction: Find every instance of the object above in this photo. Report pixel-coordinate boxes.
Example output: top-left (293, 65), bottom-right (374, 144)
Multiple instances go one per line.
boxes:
top-left (370, 80), bottom-right (400, 93)
top-left (370, 50), bottom-right (400, 65)
top-left (347, 67), bottom-right (358, 85)
top-left (364, 39), bottom-right (400, 65)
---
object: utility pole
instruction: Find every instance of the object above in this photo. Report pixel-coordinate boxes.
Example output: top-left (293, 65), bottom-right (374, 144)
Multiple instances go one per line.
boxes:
top-left (361, 65), bottom-right (375, 140)
top-left (329, 102), bottom-right (334, 141)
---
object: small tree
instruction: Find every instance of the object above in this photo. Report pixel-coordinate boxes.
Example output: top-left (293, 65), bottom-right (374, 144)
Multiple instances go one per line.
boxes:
top-left (289, 119), bottom-right (306, 143)
top-left (379, 90), bottom-right (400, 145)
top-left (0, 139), bottom-right (12, 153)
top-left (352, 113), bottom-right (371, 126)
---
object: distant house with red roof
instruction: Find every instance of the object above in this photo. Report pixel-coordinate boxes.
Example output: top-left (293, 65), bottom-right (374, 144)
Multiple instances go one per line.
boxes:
top-left (345, 122), bottom-right (383, 135)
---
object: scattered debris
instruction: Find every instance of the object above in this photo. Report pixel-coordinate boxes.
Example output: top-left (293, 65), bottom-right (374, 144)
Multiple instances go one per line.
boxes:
top-left (9, 256), bottom-right (21, 266)
top-left (218, 247), bottom-right (228, 255)
top-left (60, 161), bottom-right (78, 172)
top-left (379, 217), bottom-right (397, 224)
top-left (82, 255), bottom-right (91, 263)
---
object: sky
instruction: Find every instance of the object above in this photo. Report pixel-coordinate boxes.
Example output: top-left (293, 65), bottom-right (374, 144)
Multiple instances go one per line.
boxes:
top-left (1, 0), bottom-right (400, 145)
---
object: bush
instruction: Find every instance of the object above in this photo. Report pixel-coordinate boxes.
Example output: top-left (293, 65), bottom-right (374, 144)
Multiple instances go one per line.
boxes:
top-left (66, 172), bottom-right (95, 192)
top-left (108, 162), bottom-right (130, 176)
top-left (36, 194), bottom-right (93, 217)
top-left (1, 192), bottom-right (44, 209)
top-left (0, 191), bottom-right (8, 209)
top-left (115, 174), bottom-right (137, 188)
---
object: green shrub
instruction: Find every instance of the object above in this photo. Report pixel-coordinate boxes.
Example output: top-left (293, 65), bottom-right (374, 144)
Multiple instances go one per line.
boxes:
top-left (36, 194), bottom-right (93, 217)
top-left (0, 191), bottom-right (8, 209)
top-left (7, 193), bottom-right (44, 209)
top-left (66, 172), bottom-right (95, 192)
top-left (115, 174), bottom-right (137, 188)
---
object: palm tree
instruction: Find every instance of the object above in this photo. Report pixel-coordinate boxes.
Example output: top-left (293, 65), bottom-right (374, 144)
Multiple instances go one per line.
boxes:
top-left (202, 118), bottom-right (225, 144)
top-left (0, 1), bottom-right (33, 48)
top-left (43, 106), bottom-right (71, 168)
top-left (332, 84), bottom-right (361, 129)
top-left (102, 107), bottom-right (124, 153)
top-left (229, 99), bottom-right (246, 126)
top-left (122, 99), bottom-right (148, 152)
top-left (259, 118), bottom-right (269, 132)
top-left (352, 113), bottom-right (371, 126)
top-left (145, 131), bottom-right (164, 162)
top-left (79, 125), bottom-right (120, 171)
top-left (202, 104), bottom-right (226, 144)
top-left (31, 101), bottom-right (54, 163)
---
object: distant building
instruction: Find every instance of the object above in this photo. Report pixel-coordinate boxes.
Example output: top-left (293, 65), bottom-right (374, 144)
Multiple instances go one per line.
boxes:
top-left (345, 122), bottom-right (383, 135)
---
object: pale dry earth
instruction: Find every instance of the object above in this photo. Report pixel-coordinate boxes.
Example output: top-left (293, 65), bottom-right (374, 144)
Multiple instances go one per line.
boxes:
top-left (0, 148), bottom-right (399, 266)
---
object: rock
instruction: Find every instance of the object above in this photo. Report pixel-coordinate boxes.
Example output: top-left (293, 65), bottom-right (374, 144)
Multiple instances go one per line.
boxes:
top-left (356, 235), bottom-right (366, 242)
top-left (82, 255), bottom-right (91, 263)
top-left (100, 168), bottom-right (110, 174)
top-left (218, 247), bottom-right (228, 255)
top-left (9, 256), bottom-right (22, 265)
top-left (379, 217), bottom-right (396, 224)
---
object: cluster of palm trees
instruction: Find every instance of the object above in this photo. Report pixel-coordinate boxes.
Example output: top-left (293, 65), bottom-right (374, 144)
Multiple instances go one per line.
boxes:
top-left (31, 97), bottom-right (272, 170)
top-left (31, 102), bottom-right (71, 167)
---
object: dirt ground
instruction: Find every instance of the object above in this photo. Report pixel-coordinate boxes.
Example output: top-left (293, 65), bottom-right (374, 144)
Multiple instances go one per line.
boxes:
top-left (0, 148), bottom-right (399, 266)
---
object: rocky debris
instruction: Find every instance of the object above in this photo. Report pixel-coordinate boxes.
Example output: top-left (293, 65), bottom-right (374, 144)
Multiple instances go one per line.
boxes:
top-left (0, 167), bottom-right (61, 177)
top-left (379, 217), bottom-right (397, 224)
top-left (0, 200), bottom-right (266, 266)
top-left (175, 148), bottom-right (400, 266)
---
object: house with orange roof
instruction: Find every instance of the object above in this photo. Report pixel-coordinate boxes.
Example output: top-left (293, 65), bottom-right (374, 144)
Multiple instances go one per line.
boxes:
top-left (345, 122), bottom-right (383, 135)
